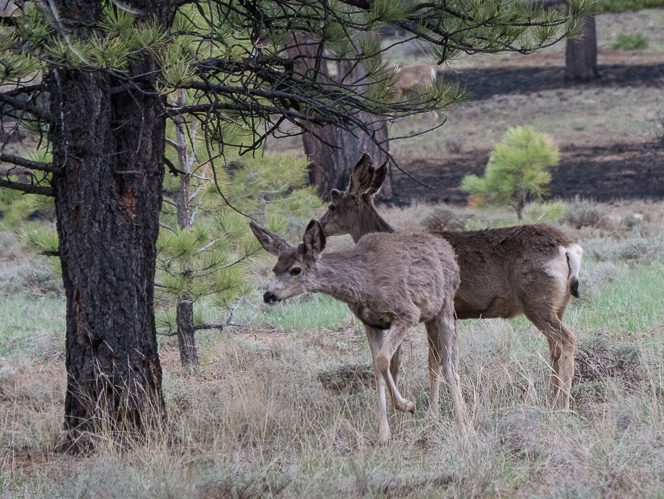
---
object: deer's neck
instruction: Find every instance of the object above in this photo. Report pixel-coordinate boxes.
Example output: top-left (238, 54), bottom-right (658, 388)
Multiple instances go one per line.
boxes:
top-left (351, 206), bottom-right (394, 243)
top-left (309, 251), bottom-right (368, 305)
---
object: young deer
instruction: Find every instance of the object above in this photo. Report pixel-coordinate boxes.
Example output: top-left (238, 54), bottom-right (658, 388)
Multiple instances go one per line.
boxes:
top-left (320, 154), bottom-right (584, 409)
top-left (250, 219), bottom-right (465, 440)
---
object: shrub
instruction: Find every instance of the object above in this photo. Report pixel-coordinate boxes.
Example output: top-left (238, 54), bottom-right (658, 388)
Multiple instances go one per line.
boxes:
top-left (574, 335), bottom-right (644, 385)
top-left (460, 126), bottom-right (559, 220)
top-left (584, 261), bottom-right (622, 289)
top-left (610, 33), bottom-right (649, 50)
top-left (524, 200), bottom-right (565, 223)
top-left (422, 207), bottom-right (473, 232)
top-left (317, 363), bottom-right (374, 394)
top-left (584, 237), bottom-right (662, 263)
top-left (564, 201), bottom-right (606, 229)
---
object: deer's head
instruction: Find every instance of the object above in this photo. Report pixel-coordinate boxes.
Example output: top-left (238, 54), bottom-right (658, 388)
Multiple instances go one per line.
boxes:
top-left (250, 220), bottom-right (326, 305)
top-left (319, 153), bottom-right (387, 240)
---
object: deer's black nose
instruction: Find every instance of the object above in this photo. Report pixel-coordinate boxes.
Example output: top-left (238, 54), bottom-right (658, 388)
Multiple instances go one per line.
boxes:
top-left (263, 291), bottom-right (279, 304)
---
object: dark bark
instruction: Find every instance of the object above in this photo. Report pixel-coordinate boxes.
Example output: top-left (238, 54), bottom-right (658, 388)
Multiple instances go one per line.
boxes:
top-left (288, 33), bottom-right (392, 200)
top-left (565, 16), bottom-right (599, 82)
top-left (48, 0), bottom-right (179, 451)
top-left (51, 66), bottom-right (167, 450)
top-left (176, 301), bottom-right (198, 367)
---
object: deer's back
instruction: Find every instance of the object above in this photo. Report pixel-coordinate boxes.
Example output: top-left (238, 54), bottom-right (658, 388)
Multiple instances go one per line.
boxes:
top-left (433, 224), bottom-right (577, 319)
top-left (349, 232), bottom-right (459, 326)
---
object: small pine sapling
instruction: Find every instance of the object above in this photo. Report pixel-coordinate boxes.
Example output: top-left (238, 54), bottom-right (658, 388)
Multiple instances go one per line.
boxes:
top-left (461, 126), bottom-right (560, 220)
top-left (157, 93), bottom-right (321, 367)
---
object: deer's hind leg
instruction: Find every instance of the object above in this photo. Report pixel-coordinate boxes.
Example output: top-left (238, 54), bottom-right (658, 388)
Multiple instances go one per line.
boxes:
top-left (424, 302), bottom-right (466, 425)
top-left (375, 321), bottom-right (416, 414)
top-left (365, 326), bottom-right (391, 441)
top-left (525, 308), bottom-right (576, 410)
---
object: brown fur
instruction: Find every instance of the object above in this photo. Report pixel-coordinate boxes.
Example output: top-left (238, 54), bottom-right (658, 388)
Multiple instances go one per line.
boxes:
top-left (250, 219), bottom-right (465, 440)
top-left (319, 154), bottom-right (584, 409)
top-left (387, 64), bottom-right (438, 100)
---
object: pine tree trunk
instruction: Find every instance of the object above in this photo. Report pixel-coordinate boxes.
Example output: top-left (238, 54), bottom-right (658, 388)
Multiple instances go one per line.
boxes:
top-left (289, 33), bottom-right (392, 200)
top-left (49, 42), bottom-right (169, 450)
top-left (516, 191), bottom-right (526, 220)
top-left (176, 301), bottom-right (198, 367)
top-left (565, 16), bottom-right (599, 82)
top-left (173, 89), bottom-right (199, 368)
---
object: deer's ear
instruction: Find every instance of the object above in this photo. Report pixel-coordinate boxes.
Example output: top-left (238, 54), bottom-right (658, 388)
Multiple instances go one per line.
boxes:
top-left (348, 153), bottom-right (375, 197)
top-left (302, 219), bottom-right (326, 258)
top-left (367, 160), bottom-right (388, 196)
top-left (330, 189), bottom-right (342, 201)
top-left (249, 222), bottom-right (292, 256)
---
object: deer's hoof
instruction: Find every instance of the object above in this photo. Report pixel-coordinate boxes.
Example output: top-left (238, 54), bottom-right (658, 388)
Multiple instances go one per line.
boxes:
top-left (401, 401), bottom-right (415, 414)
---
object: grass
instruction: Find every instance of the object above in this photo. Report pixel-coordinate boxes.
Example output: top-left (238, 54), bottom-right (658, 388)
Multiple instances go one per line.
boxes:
top-left (0, 294), bottom-right (64, 359)
top-left (3, 199), bottom-right (664, 497)
top-left (610, 32), bottom-right (650, 50)
top-left (259, 293), bottom-right (358, 334)
top-left (597, 0), bottom-right (664, 13)
top-left (576, 262), bottom-right (664, 340)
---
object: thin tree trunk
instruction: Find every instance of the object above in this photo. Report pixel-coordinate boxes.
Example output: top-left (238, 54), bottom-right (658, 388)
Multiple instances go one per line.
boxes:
top-left (173, 89), bottom-right (199, 368)
top-left (176, 300), bottom-right (198, 366)
top-left (565, 16), bottom-right (599, 81)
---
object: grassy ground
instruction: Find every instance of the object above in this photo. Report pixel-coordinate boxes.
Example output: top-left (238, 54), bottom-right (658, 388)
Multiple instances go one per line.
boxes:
top-left (2, 199), bottom-right (664, 497)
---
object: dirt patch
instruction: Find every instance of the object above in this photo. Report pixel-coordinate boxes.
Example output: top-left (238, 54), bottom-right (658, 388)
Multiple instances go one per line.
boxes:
top-left (391, 141), bottom-right (664, 205)
top-left (439, 50), bottom-right (664, 101)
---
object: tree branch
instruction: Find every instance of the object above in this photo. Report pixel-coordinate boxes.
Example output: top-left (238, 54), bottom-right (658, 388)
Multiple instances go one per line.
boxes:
top-left (193, 324), bottom-right (226, 331)
top-left (0, 178), bottom-right (53, 196)
top-left (0, 153), bottom-right (58, 173)
top-left (0, 93), bottom-right (54, 122)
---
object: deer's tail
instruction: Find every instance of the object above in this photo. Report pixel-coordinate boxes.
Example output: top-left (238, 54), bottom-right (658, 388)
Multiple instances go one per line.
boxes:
top-left (566, 244), bottom-right (583, 298)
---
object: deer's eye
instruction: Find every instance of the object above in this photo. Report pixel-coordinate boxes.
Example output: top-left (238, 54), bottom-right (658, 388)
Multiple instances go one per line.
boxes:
top-left (290, 267), bottom-right (302, 276)
top-left (328, 206), bottom-right (335, 212)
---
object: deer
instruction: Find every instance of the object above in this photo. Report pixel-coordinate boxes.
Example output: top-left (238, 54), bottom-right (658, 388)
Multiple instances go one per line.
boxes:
top-left (319, 154), bottom-right (584, 409)
top-left (250, 219), bottom-right (465, 441)
top-left (387, 63), bottom-right (438, 101)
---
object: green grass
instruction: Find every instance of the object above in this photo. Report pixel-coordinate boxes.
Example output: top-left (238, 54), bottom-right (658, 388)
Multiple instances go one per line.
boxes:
top-left (610, 32), bottom-right (650, 50)
top-left (575, 262), bottom-right (664, 341)
top-left (259, 293), bottom-right (359, 333)
top-left (0, 293), bottom-right (65, 358)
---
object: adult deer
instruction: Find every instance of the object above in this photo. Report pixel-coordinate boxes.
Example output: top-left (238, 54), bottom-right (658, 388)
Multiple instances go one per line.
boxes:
top-left (250, 219), bottom-right (465, 440)
top-left (387, 64), bottom-right (438, 100)
top-left (319, 154), bottom-right (584, 409)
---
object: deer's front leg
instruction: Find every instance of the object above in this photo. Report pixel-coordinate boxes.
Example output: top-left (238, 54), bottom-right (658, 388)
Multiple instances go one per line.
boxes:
top-left (365, 326), bottom-right (391, 441)
top-left (375, 322), bottom-right (415, 414)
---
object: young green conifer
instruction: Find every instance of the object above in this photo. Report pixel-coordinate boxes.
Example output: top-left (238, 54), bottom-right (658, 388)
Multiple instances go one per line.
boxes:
top-left (461, 126), bottom-right (560, 220)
